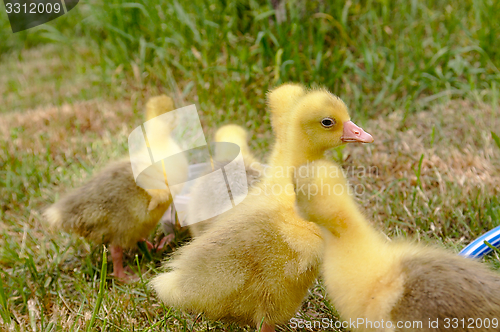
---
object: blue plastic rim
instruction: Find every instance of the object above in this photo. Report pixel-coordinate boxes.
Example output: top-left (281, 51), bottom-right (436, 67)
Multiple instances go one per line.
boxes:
top-left (459, 225), bottom-right (500, 259)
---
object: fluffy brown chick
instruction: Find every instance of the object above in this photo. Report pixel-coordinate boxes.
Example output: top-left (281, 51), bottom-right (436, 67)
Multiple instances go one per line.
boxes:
top-left (44, 95), bottom-right (186, 280)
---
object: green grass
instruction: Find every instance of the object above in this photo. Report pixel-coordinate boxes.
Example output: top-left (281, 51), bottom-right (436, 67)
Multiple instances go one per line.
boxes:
top-left (1, 0), bottom-right (500, 331)
top-left (2, 0), bottom-right (500, 127)
top-left (84, 0), bottom-right (500, 130)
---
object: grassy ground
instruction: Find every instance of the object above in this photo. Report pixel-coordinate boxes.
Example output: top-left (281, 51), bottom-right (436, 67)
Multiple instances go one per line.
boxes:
top-left (1, 0), bottom-right (500, 331)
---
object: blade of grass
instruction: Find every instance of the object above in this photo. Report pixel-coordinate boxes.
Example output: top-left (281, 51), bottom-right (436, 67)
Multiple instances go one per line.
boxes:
top-left (86, 246), bottom-right (108, 332)
top-left (492, 131), bottom-right (500, 150)
top-left (0, 274), bottom-right (11, 325)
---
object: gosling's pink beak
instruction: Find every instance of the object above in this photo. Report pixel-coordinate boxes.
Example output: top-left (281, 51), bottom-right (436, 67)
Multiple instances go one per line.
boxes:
top-left (341, 121), bottom-right (374, 143)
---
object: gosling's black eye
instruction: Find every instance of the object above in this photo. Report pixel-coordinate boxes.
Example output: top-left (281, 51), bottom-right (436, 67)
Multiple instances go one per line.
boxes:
top-left (321, 117), bottom-right (335, 128)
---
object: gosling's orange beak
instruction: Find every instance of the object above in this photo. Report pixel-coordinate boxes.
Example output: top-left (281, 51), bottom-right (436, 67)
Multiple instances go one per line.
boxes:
top-left (341, 121), bottom-right (374, 143)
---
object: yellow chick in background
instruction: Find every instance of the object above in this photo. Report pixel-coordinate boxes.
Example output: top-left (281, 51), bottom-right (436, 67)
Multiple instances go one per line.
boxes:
top-left (213, 124), bottom-right (260, 166)
top-left (43, 95), bottom-right (187, 280)
top-left (151, 84), bottom-right (373, 331)
top-left (294, 160), bottom-right (500, 332)
top-left (188, 124), bottom-right (263, 238)
top-left (145, 94), bottom-right (175, 121)
top-left (141, 96), bottom-right (186, 212)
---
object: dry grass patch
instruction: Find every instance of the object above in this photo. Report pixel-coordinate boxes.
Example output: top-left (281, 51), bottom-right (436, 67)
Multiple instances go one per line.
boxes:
top-left (0, 45), bottom-right (102, 113)
top-left (0, 98), bottom-right (141, 221)
top-left (0, 99), bottom-right (134, 156)
top-left (345, 100), bottom-right (500, 242)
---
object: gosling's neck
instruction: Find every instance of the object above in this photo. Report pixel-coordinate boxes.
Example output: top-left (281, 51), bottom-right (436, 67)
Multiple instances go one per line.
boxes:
top-left (309, 191), bottom-right (390, 254)
top-left (266, 146), bottom-right (325, 194)
top-left (276, 137), bottom-right (325, 176)
top-left (314, 198), bottom-right (402, 324)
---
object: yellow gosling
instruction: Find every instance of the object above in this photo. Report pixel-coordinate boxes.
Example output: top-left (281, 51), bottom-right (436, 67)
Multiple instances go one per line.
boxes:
top-left (151, 84), bottom-right (373, 331)
top-left (294, 160), bottom-right (500, 332)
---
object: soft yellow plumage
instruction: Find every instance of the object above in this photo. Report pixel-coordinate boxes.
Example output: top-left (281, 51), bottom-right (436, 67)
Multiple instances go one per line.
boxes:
top-left (294, 160), bottom-right (500, 332)
top-left (213, 124), bottom-right (256, 164)
top-left (151, 84), bottom-right (373, 330)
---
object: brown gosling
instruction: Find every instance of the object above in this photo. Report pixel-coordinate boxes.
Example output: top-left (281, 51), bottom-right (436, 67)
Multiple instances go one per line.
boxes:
top-left (43, 95), bottom-right (187, 280)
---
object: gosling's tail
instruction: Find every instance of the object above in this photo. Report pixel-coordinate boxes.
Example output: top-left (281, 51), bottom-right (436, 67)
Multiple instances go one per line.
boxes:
top-left (42, 204), bottom-right (64, 229)
top-left (150, 271), bottom-right (184, 306)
